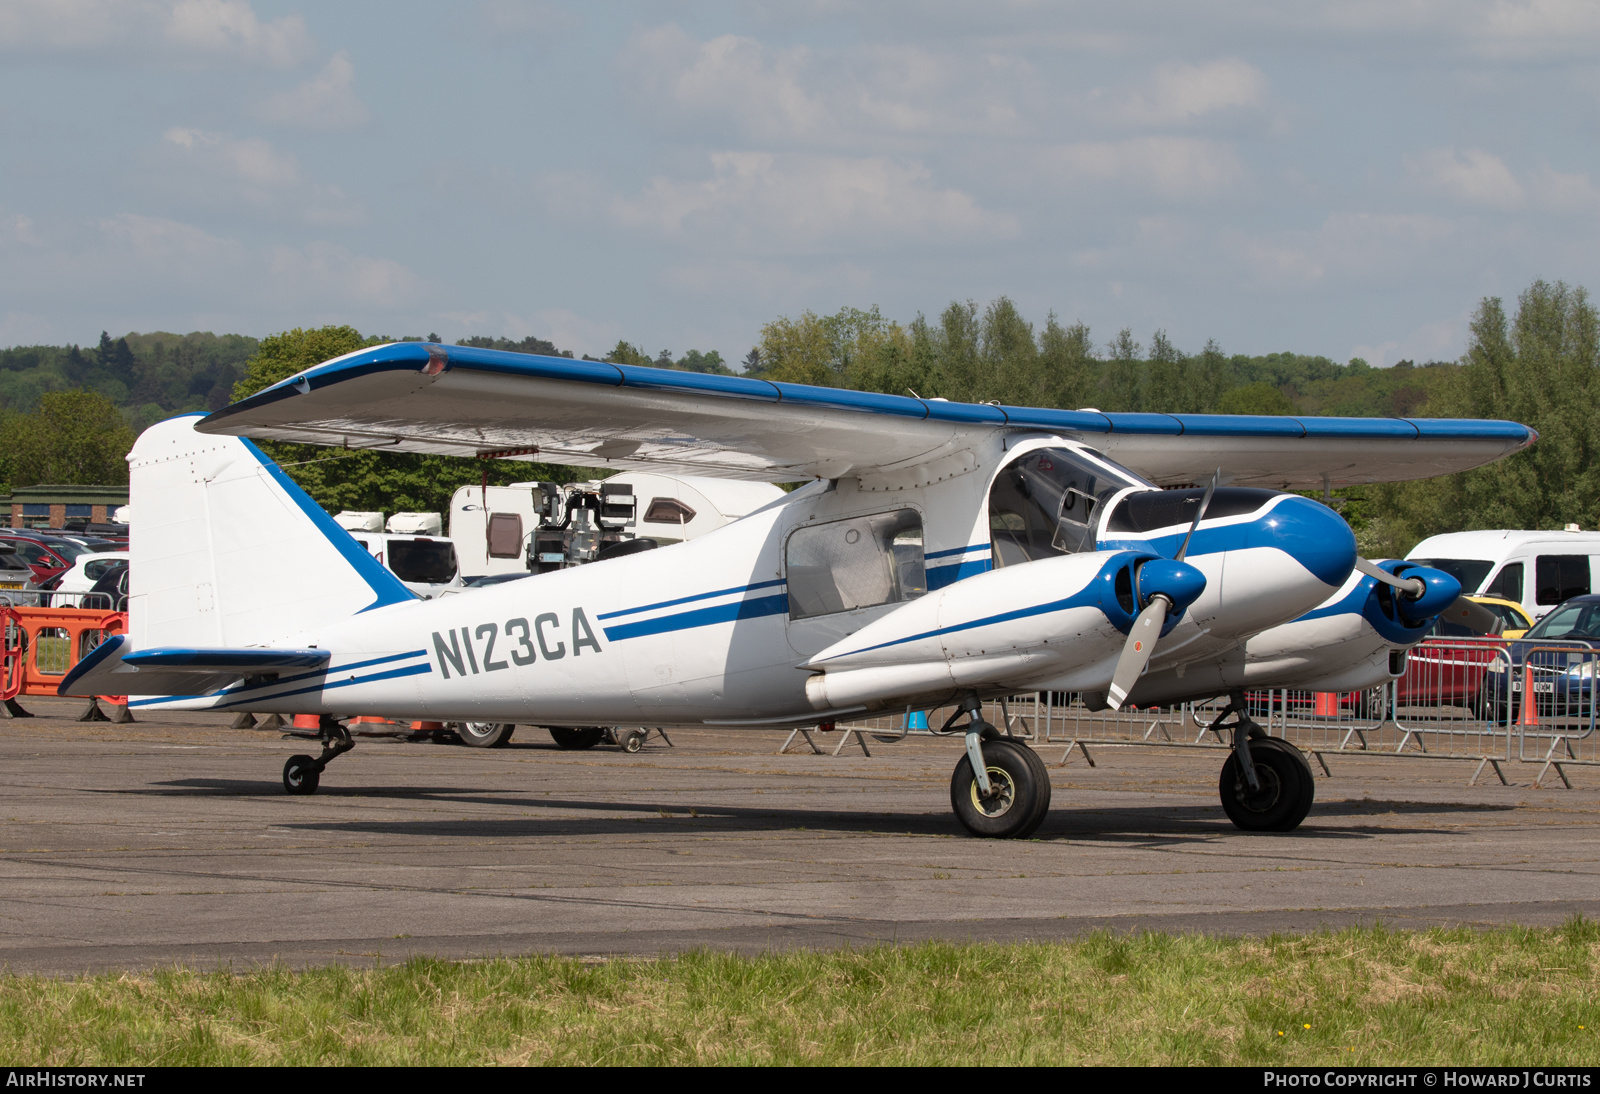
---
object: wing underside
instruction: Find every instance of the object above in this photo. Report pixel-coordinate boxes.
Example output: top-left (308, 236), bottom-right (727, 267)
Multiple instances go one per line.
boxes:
top-left (196, 343), bottom-right (1536, 488)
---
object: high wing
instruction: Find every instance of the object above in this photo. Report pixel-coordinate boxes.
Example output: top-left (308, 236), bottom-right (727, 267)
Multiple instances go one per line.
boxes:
top-left (197, 342), bottom-right (1536, 487)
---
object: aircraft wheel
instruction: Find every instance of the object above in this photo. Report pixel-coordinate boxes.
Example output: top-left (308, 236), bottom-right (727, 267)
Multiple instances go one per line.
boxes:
top-left (283, 754), bottom-right (321, 796)
top-left (548, 726), bottom-right (605, 750)
top-left (950, 738), bottom-right (1050, 839)
top-left (1219, 737), bottom-right (1314, 832)
top-left (618, 729), bottom-right (646, 753)
top-left (455, 721), bottom-right (515, 748)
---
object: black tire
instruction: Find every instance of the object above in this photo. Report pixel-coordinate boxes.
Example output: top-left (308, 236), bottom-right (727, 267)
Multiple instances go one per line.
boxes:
top-left (949, 738), bottom-right (1051, 839)
top-left (1478, 678), bottom-right (1512, 724)
top-left (1219, 737), bottom-right (1314, 832)
top-left (1014, 739), bottom-right (1053, 835)
top-left (283, 754), bottom-right (320, 796)
top-left (617, 729), bottom-right (646, 753)
top-left (548, 726), bottom-right (606, 750)
top-left (455, 721), bottom-right (515, 748)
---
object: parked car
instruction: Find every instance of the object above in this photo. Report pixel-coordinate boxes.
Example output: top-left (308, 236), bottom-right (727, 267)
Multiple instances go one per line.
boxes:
top-left (0, 534), bottom-right (87, 584)
top-left (48, 551), bottom-right (129, 608)
top-left (1479, 594), bottom-right (1600, 723)
top-left (0, 541), bottom-right (41, 606)
top-left (347, 532), bottom-right (463, 599)
top-left (85, 561), bottom-right (129, 612)
top-left (1408, 528), bottom-right (1600, 624)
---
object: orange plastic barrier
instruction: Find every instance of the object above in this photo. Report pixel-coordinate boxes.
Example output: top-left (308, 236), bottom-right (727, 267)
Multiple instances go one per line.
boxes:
top-left (7, 606), bottom-right (128, 703)
top-left (1, 607), bottom-right (22, 703)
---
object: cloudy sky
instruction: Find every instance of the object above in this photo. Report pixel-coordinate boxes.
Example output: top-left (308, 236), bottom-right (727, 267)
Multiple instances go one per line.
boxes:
top-left (3, 1), bottom-right (1598, 367)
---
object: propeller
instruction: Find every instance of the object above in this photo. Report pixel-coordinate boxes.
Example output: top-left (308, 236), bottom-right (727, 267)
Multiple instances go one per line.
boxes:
top-left (1107, 470), bottom-right (1219, 710)
top-left (1354, 558), bottom-right (1503, 636)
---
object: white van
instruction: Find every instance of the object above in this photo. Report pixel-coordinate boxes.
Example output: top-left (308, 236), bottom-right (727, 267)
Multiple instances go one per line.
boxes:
top-left (449, 473), bottom-right (786, 580)
top-left (1406, 528), bottom-right (1600, 621)
top-left (347, 531), bottom-right (464, 599)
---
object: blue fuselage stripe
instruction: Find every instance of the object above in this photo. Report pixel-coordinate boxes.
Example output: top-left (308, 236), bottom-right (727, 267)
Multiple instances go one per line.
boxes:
top-left (596, 578), bottom-right (787, 621)
top-left (125, 651), bottom-right (431, 708)
top-left (211, 662), bottom-right (433, 710)
top-left (603, 594), bottom-right (790, 641)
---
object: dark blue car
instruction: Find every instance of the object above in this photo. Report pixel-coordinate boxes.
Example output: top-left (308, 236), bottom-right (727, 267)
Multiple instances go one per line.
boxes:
top-left (1480, 594), bottom-right (1600, 725)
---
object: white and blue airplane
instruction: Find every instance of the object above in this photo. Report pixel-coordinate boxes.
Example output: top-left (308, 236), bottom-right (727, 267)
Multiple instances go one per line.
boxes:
top-left (61, 342), bottom-right (1532, 838)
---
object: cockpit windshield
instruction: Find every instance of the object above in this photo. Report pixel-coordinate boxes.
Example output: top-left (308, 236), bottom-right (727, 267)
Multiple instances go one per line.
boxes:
top-left (988, 446), bottom-right (1151, 567)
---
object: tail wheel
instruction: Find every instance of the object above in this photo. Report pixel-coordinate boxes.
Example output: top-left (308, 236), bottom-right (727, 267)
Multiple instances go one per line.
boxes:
top-left (548, 726), bottom-right (606, 750)
top-left (1219, 737), bottom-right (1314, 832)
top-left (455, 722), bottom-right (515, 748)
top-left (283, 755), bottom-right (320, 796)
top-left (949, 738), bottom-right (1051, 839)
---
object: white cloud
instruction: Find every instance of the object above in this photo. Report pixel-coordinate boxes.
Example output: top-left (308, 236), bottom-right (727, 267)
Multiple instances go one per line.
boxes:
top-left (156, 128), bottom-right (362, 225)
top-left (1043, 137), bottom-right (1248, 200)
top-left (267, 242), bottom-right (421, 309)
top-left (1525, 166), bottom-right (1600, 213)
top-left (616, 24), bottom-right (1023, 145)
top-left (99, 211), bottom-right (242, 265)
top-left (257, 51), bottom-right (371, 130)
top-left (608, 152), bottom-right (1016, 251)
top-left (1406, 147), bottom-right (1525, 209)
top-left (0, 0), bottom-right (314, 67)
top-left (1114, 59), bottom-right (1269, 125)
top-left (164, 0), bottom-right (312, 66)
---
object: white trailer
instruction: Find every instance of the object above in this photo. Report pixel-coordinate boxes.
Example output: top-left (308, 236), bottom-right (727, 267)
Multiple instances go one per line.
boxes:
top-left (449, 473), bottom-right (785, 580)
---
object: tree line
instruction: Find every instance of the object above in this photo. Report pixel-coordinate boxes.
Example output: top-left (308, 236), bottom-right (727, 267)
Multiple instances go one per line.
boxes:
top-left (0, 278), bottom-right (1589, 557)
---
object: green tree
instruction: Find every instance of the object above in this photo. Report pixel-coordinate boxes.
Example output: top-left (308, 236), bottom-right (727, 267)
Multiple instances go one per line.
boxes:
top-left (1214, 382), bottom-right (1297, 416)
top-left (1037, 315), bottom-right (1095, 410)
top-left (758, 310), bottom-right (841, 386)
top-left (0, 390), bottom-right (136, 487)
top-left (602, 341), bottom-right (652, 368)
top-left (1370, 280), bottom-right (1600, 553)
top-left (1101, 328), bottom-right (1142, 411)
top-left (235, 326), bottom-right (582, 515)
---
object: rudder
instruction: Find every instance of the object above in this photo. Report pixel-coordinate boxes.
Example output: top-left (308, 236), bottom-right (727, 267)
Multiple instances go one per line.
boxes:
top-left (128, 415), bottom-right (413, 650)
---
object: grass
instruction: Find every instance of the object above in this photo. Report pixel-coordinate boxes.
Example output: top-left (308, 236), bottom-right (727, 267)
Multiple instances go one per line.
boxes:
top-left (2, 922), bottom-right (1599, 1065)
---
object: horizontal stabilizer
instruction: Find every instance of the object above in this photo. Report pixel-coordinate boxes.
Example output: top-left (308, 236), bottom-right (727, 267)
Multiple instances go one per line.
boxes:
top-left (58, 636), bottom-right (330, 698)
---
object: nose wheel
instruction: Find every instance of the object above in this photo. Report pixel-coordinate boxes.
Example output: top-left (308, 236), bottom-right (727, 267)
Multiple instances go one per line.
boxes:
top-left (1208, 692), bottom-right (1315, 831)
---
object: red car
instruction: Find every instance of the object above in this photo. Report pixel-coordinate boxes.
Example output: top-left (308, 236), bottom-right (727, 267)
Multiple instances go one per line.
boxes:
top-left (0, 534), bottom-right (83, 584)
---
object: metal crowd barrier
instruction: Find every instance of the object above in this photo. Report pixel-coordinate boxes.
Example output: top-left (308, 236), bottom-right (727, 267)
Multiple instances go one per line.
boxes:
top-left (820, 637), bottom-right (1596, 786)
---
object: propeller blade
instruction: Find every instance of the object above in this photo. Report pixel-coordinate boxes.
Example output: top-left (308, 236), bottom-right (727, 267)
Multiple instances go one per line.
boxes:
top-left (1442, 595), bottom-right (1505, 636)
top-left (1354, 557), bottom-right (1426, 598)
top-left (1107, 595), bottom-right (1169, 710)
top-left (1174, 468), bottom-right (1220, 563)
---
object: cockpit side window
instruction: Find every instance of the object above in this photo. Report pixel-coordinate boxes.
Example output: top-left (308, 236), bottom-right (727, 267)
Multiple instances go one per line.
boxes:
top-left (988, 447), bottom-right (1150, 567)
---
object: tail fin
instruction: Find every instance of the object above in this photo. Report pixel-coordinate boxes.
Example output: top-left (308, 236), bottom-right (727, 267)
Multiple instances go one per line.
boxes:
top-left (129, 415), bottom-right (413, 649)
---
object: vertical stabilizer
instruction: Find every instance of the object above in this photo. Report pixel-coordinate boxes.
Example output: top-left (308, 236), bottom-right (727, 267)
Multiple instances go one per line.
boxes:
top-left (129, 415), bottom-right (413, 649)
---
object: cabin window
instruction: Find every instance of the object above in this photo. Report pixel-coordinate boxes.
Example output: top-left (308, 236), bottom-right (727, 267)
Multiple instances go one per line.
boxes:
top-left (1535, 555), bottom-right (1590, 605)
top-left (988, 446), bottom-right (1150, 567)
top-left (1483, 562), bottom-right (1523, 603)
top-left (486, 512), bottom-right (524, 558)
top-left (644, 498), bottom-right (697, 524)
top-left (786, 509), bottom-right (925, 620)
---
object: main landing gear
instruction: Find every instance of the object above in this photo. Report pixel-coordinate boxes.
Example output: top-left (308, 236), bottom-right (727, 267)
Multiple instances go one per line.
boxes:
top-left (942, 694), bottom-right (1051, 839)
top-left (1206, 691), bottom-right (1315, 832)
top-left (283, 716), bottom-right (353, 796)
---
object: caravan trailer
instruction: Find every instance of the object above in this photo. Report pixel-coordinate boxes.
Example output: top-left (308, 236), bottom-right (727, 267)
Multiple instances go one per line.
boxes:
top-left (449, 473), bottom-right (785, 580)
